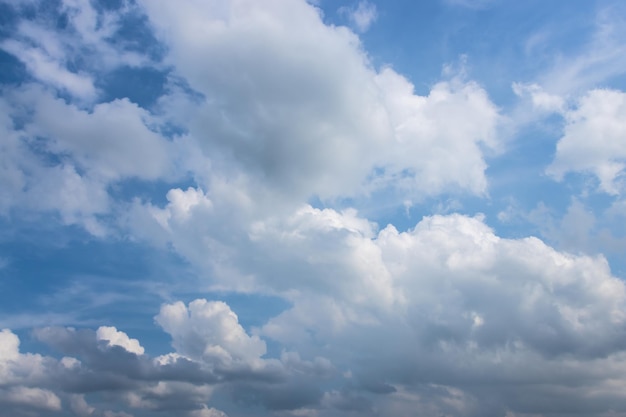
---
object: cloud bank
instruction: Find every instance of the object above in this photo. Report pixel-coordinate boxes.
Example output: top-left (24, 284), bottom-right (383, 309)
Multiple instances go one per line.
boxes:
top-left (1, 0), bottom-right (626, 416)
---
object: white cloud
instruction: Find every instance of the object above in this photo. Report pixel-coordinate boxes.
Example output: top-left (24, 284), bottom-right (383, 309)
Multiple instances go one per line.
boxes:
top-left (0, 108), bottom-right (111, 232)
top-left (0, 329), bottom-right (49, 386)
top-left (34, 164), bottom-right (111, 235)
top-left (155, 299), bottom-right (267, 366)
top-left (0, 328), bottom-right (20, 362)
top-left (18, 87), bottom-right (175, 182)
top-left (0, 84), bottom-right (180, 234)
top-left (1, 0), bottom-right (503, 239)
top-left (547, 88), bottom-right (626, 195)
top-left (251, 212), bottom-right (626, 415)
top-left (0, 386), bottom-right (61, 411)
top-left (4, 0), bottom-right (626, 415)
top-left (0, 330), bottom-right (67, 414)
top-left (0, 0), bottom-right (147, 100)
top-left (127, 183), bottom-right (626, 417)
top-left (339, 1), bottom-right (378, 33)
top-left (1, 38), bottom-right (96, 99)
top-left (3, 224), bottom-right (626, 417)
top-left (97, 326), bottom-right (145, 355)
top-left (140, 0), bottom-right (501, 203)
top-left (512, 82), bottom-right (565, 114)
top-left (258, 212), bottom-right (626, 354)
top-left (510, 6), bottom-right (626, 139)
top-left (375, 69), bottom-right (500, 196)
top-left (130, 184), bottom-right (626, 379)
top-left (130, 188), bottom-right (394, 305)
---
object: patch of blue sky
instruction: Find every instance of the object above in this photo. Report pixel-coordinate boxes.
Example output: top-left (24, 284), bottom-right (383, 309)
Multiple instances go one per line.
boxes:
top-left (0, 3), bottom-right (18, 37)
top-left (1, 226), bottom-right (147, 307)
top-left (327, 0), bottom-right (599, 97)
top-left (104, 6), bottom-right (167, 62)
top-left (108, 177), bottom-right (195, 207)
top-left (0, 50), bottom-right (28, 85)
top-left (97, 66), bottom-right (168, 108)
top-left (1, 226), bottom-right (184, 353)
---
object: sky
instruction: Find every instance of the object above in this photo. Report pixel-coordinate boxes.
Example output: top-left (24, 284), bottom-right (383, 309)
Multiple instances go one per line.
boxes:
top-left (1, 0), bottom-right (626, 416)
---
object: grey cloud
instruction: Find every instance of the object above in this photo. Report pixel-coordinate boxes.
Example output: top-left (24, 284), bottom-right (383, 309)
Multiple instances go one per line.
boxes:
top-left (357, 381), bottom-right (397, 395)
top-left (0, 298), bottom-right (339, 415)
top-left (32, 326), bottom-right (281, 389)
top-left (140, 0), bottom-right (501, 205)
top-left (127, 183), bottom-right (626, 416)
top-left (231, 380), bottom-right (322, 411)
top-left (2, 0), bottom-right (502, 240)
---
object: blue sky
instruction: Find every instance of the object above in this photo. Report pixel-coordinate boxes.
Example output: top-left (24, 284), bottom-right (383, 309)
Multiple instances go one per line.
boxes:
top-left (1, 0), bottom-right (626, 416)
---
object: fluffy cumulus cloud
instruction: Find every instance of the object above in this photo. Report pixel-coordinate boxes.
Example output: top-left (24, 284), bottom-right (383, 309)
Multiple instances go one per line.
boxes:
top-left (2, 0), bottom-right (626, 416)
top-left (124, 189), bottom-right (626, 415)
top-left (97, 326), bottom-right (145, 355)
top-left (0, 329), bottom-right (62, 415)
top-left (548, 89), bottom-right (626, 195)
top-left (139, 0), bottom-right (500, 203)
top-left (155, 299), bottom-right (267, 366)
top-left (0, 300), bottom-right (339, 417)
top-left (255, 213), bottom-right (626, 415)
top-left (5, 211), bottom-right (626, 415)
top-left (0, 0), bottom-right (501, 235)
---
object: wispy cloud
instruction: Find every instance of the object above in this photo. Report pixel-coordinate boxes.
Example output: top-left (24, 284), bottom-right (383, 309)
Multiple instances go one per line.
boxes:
top-left (339, 1), bottom-right (378, 33)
